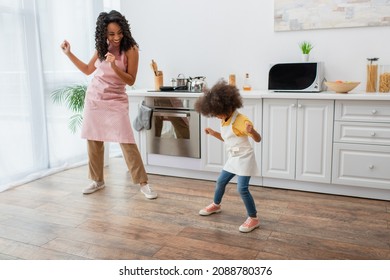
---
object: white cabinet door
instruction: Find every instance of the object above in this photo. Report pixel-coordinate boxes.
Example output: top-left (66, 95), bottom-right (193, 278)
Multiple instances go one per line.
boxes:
top-left (242, 99), bottom-right (262, 176)
top-left (201, 116), bottom-right (226, 172)
top-left (296, 99), bottom-right (334, 183)
top-left (262, 99), bottom-right (297, 179)
top-left (262, 99), bottom-right (334, 183)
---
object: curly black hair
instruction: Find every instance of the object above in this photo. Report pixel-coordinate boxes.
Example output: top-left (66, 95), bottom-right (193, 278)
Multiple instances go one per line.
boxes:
top-left (195, 80), bottom-right (243, 117)
top-left (95, 10), bottom-right (138, 61)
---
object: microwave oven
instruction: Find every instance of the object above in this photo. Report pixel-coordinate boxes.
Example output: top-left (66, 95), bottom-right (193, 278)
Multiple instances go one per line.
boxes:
top-left (268, 62), bottom-right (324, 92)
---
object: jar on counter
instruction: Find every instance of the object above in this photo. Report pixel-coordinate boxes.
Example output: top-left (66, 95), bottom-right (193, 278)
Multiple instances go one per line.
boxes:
top-left (228, 74), bottom-right (236, 87)
top-left (366, 58), bottom-right (379, 92)
top-left (378, 65), bottom-right (390, 93)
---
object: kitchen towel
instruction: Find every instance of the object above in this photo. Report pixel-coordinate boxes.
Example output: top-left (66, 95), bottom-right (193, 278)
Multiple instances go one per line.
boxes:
top-left (133, 101), bottom-right (153, 131)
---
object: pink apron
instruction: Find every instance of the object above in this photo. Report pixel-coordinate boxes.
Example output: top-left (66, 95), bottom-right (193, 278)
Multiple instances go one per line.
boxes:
top-left (81, 46), bottom-right (135, 144)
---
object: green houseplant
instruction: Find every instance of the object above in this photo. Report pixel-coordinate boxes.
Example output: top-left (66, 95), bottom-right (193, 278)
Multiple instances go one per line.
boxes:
top-left (299, 41), bottom-right (314, 54)
top-left (299, 41), bottom-right (314, 62)
top-left (51, 84), bottom-right (87, 133)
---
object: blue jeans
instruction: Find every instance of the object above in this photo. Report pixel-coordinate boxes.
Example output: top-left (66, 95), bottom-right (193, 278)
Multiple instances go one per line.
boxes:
top-left (213, 169), bottom-right (257, 218)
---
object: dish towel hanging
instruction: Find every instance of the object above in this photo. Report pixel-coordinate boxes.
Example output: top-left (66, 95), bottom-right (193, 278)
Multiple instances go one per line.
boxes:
top-left (133, 101), bottom-right (153, 131)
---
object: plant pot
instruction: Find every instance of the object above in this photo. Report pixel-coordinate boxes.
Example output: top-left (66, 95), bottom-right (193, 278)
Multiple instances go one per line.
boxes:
top-left (302, 54), bottom-right (309, 62)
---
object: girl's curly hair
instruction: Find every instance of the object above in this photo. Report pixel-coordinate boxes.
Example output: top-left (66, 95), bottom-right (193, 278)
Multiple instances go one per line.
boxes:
top-left (95, 10), bottom-right (138, 61)
top-left (195, 80), bottom-right (243, 117)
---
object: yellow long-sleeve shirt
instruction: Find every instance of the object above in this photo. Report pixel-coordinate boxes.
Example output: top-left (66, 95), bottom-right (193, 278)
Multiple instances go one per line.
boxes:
top-left (221, 112), bottom-right (253, 138)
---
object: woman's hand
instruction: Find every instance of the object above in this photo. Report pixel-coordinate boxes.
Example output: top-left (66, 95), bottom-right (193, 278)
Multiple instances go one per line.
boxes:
top-left (60, 40), bottom-right (71, 55)
top-left (105, 52), bottom-right (116, 64)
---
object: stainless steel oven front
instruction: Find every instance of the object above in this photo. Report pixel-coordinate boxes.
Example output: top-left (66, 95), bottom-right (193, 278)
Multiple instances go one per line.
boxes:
top-left (145, 97), bottom-right (200, 158)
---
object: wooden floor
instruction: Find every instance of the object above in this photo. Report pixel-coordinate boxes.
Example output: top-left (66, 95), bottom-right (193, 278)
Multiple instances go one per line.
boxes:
top-left (0, 157), bottom-right (389, 260)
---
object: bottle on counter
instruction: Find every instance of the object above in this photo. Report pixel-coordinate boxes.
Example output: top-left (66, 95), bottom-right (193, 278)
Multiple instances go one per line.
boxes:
top-left (228, 74), bottom-right (236, 87)
top-left (243, 73), bottom-right (252, 91)
top-left (366, 58), bottom-right (379, 92)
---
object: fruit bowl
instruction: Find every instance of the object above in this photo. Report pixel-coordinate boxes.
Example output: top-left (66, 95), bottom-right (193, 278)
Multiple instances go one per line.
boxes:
top-left (324, 81), bottom-right (360, 93)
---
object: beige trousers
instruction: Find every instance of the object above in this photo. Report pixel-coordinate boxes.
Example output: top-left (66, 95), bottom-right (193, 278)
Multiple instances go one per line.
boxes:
top-left (87, 140), bottom-right (148, 184)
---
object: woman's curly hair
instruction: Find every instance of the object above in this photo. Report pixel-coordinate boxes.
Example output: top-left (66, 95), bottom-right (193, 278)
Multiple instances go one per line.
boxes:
top-left (95, 10), bottom-right (138, 61)
top-left (195, 80), bottom-right (243, 117)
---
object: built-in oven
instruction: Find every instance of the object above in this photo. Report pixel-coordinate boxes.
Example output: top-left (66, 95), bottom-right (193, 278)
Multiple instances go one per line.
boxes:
top-left (145, 97), bottom-right (200, 158)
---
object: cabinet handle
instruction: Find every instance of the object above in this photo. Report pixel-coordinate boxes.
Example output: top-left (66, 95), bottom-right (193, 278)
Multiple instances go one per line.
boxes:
top-left (298, 104), bottom-right (302, 108)
top-left (291, 104), bottom-right (296, 107)
top-left (370, 132), bottom-right (376, 137)
top-left (371, 109), bottom-right (377, 115)
top-left (369, 165), bottom-right (374, 169)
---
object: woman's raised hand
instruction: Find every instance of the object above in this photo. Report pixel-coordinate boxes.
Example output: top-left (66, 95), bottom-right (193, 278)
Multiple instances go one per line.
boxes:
top-left (60, 40), bottom-right (70, 54)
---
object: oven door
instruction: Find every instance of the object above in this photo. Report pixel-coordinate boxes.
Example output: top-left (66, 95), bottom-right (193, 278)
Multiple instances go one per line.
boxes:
top-left (147, 109), bottom-right (200, 158)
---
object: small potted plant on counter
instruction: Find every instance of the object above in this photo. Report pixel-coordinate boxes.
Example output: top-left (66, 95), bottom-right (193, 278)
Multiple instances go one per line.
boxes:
top-left (299, 41), bottom-right (314, 62)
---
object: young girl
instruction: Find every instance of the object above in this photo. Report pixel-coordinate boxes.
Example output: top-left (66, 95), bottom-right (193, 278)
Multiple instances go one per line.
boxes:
top-left (195, 80), bottom-right (261, 232)
top-left (60, 10), bottom-right (157, 199)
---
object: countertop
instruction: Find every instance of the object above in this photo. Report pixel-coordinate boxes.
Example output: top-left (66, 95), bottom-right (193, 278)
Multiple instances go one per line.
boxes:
top-left (127, 89), bottom-right (390, 101)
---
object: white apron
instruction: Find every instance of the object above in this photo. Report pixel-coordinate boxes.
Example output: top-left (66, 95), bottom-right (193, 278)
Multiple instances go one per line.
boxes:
top-left (222, 111), bottom-right (259, 176)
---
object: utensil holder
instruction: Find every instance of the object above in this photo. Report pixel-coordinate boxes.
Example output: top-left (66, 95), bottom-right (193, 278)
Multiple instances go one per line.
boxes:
top-left (154, 74), bottom-right (163, 91)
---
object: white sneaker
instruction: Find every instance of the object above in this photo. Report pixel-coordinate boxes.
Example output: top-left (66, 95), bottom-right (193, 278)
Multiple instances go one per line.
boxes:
top-left (140, 184), bottom-right (158, 199)
top-left (83, 181), bottom-right (105, 194)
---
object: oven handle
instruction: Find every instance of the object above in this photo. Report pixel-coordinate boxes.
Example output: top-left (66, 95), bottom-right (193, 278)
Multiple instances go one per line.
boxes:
top-left (153, 111), bottom-right (190, 118)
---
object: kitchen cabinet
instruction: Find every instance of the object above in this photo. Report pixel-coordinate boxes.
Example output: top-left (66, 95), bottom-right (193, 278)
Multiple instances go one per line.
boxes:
top-left (262, 99), bottom-right (334, 183)
top-left (127, 89), bottom-right (390, 200)
top-left (332, 100), bottom-right (390, 189)
top-left (201, 99), bottom-right (262, 175)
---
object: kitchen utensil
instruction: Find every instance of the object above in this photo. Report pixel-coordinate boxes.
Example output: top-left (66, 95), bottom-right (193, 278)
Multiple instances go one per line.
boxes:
top-left (174, 86), bottom-right (188, 91)
top-left (176, 74), bottom-right (188, 87)
top-left (159, 86), bottom-right (175, 91)
top-left (150, 59), bottom-right (158, 76)
top-left (189, 76), bottom-right (207, 92)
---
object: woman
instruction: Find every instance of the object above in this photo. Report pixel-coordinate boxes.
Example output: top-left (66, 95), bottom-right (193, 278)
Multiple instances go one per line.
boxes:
top-left (60, 10), bottom-right (157, 199)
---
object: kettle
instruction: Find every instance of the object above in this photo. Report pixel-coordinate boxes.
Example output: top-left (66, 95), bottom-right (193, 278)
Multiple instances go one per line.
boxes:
top-left (189, 76), bottom-right (207, 92)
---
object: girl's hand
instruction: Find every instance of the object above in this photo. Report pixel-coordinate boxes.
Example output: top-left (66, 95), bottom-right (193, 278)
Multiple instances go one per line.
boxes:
top-left (60, 40), bottom-right (71, 55)
top-left (246, 122), bottom-right (254, 134)
top-left (205, 127), bottom-right (224, 141)
top-left (246, 122), bottom-right (262, 142)
top-left (105, 52), bottom-right (116, 64)
top-left (204, 127), bottom-right (215, 135)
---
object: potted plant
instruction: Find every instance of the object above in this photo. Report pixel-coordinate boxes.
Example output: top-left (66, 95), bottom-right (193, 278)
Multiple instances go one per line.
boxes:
top-left (299, 41), bottom-right (314, 62)
top-left (51, 84), bottom-right (87, 133)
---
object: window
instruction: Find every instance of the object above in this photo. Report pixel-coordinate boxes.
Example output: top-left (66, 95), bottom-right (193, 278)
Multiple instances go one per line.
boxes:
top-left (0, 0), bottom-right (118, 191)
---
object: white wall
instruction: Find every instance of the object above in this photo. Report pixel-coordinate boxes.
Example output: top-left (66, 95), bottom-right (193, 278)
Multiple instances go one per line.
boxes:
top-left (122, 0), bottom-right (390, 91)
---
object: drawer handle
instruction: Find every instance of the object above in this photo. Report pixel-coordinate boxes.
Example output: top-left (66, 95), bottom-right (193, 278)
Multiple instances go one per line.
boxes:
top-left (371, 109), bottom-right (377, 115)
top-left (369, 165), bottom-right (374, 169)
top-left (298, 104), bottom-right (302, 108)
top-left (370, 132), bottom-right (376, 137)
top-left (291, 104), bottom-right (296, 107)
